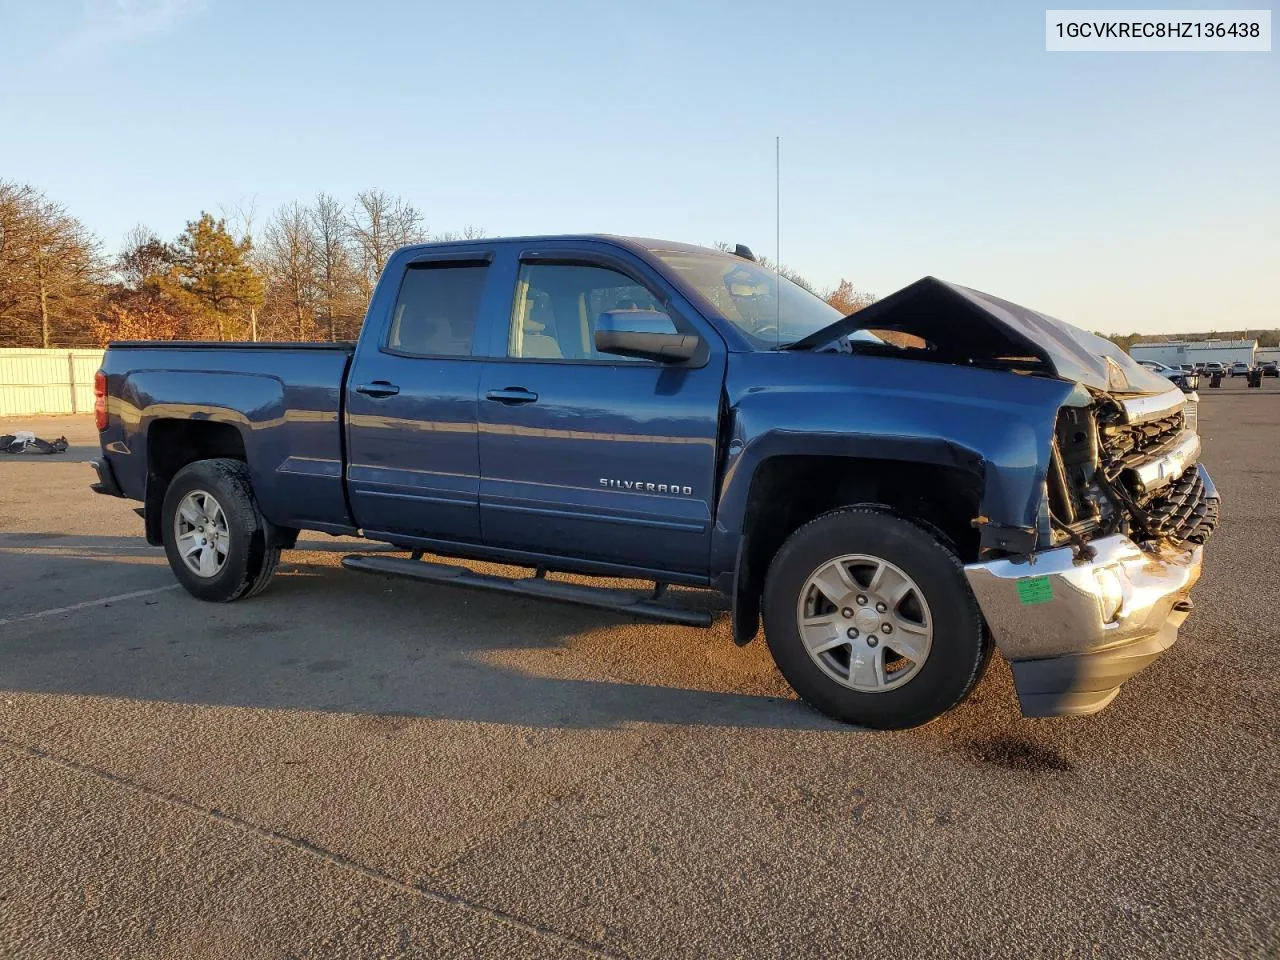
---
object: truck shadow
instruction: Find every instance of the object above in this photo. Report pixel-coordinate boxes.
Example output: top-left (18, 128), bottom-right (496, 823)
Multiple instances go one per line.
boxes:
top-left (0, 536), bottom-right (852, 732)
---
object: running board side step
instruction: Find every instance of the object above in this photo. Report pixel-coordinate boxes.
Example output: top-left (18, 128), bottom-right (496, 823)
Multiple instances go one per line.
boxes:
top-left (340, 554), bottom-right (713, 627)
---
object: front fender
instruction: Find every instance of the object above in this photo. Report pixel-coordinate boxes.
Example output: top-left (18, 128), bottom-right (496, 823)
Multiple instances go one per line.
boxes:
top-left (712, 352), bottom-right (1076, 580)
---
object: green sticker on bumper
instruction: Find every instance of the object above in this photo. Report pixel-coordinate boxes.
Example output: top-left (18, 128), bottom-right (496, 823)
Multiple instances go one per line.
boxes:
top-left (1016, 576), bottom-right (1054, 605)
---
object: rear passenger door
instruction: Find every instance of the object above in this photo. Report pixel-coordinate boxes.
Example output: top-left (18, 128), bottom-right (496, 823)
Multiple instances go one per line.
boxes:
top-left (476, 247), bottom-right (726, 576)
top-left (345, 252), bottom-right (495, 542)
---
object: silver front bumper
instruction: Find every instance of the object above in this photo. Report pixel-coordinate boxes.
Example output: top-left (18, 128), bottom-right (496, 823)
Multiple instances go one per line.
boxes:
top-left (964, 530), bottom-right (1205, 717)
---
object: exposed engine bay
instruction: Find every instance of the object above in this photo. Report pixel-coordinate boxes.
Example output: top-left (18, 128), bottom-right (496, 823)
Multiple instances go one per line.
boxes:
top-left (1049, 389), bottom-right (1218, 552)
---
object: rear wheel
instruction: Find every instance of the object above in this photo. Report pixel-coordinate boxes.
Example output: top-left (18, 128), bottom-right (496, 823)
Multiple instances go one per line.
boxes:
top-left (762, 506), bottom-right (989, 729)
top-left (161, 458), bottom-right (279, 602)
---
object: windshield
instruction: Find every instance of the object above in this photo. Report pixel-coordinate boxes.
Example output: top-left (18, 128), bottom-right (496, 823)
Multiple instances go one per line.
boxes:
top-left (652, 249), bottom-right (848, 349)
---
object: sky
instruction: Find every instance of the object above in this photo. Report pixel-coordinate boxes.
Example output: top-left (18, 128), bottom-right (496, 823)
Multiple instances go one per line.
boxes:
top-left (1, 0), bottom-right (1276, 334)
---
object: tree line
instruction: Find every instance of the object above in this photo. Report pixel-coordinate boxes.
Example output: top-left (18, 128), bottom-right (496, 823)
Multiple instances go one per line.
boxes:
top-left (0, 181), bottom-right (483, 347)
top-left (0, 179), bottom-right (874, 349)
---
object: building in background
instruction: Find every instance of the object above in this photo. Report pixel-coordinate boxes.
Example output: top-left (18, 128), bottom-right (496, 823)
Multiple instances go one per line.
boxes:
top-left (1131, 338), bottom-right (1258, 368)
top-left (1256, 346), bottom-right (1280, 365)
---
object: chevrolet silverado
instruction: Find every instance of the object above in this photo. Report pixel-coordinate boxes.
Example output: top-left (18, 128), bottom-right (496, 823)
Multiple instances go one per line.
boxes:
top-left (91, 236), bottom-right (1219, 728)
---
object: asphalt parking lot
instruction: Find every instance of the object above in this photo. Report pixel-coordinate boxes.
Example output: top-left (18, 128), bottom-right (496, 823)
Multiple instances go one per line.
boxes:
top-left (1, 379), bottom-right (1277, 959)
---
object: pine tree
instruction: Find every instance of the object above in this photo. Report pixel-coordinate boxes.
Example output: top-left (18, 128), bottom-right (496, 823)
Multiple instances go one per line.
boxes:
top-left (165, 212), bottom-right (264, 340)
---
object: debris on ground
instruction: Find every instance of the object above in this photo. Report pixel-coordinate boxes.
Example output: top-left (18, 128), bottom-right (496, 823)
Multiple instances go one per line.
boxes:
top-left (0, 431), bottom-right (70, 454)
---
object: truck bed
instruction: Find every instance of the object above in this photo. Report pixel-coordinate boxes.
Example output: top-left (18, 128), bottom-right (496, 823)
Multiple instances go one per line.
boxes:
top-left (99, 341), bottom-right (356, 534)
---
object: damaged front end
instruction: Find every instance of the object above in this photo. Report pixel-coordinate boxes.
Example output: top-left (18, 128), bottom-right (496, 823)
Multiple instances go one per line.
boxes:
top-left (790, 274), bottom-right (1221, 717)
top-left (967, 382), bottom-right (1219, 717)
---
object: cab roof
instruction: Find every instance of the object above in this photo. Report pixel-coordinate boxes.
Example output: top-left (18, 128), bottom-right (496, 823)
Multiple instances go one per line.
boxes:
top-left (396, 234), bottom-right (735, 259)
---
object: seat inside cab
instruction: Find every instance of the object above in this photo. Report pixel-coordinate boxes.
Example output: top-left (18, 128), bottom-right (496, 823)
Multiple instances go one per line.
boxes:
top-left (509, 265), bottom-right (664, 361)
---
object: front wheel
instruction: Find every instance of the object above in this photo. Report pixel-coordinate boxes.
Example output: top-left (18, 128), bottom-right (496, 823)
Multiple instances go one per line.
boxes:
top-left (762, 507), bottom-right (990, 729)
top-left (161, 458), bottom-right (280, 602)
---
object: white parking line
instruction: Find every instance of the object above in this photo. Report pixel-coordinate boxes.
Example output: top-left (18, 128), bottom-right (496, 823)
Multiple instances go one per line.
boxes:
top-left (0, 584), bottom-right (181, 628)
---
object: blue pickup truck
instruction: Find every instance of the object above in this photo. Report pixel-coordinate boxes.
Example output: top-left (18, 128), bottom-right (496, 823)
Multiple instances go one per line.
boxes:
top-left (92, 236), bottom-right (1219, 728)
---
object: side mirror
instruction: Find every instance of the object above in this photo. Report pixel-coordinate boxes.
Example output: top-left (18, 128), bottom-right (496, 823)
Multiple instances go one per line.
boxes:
top-left (594, 310), bottom-right (701, 363)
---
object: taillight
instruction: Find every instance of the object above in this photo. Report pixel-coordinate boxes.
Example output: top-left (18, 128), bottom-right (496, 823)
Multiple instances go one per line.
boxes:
top-left (94, 370), bottom-right (108, 431)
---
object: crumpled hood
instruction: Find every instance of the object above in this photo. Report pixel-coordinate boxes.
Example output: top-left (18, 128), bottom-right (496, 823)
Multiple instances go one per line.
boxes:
top-left (791, 276), bottom-right (1172, 395)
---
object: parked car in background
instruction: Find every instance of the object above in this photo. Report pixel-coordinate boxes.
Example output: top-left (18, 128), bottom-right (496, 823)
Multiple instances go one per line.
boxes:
top-left (1204, 362), bottom-right (1226, 378)
top-left (1230, 361), bottom-right (1252, 377)
top-left (1263, 360), bottom-right (1279, 378)
top-left (1139, 359), bottom-right (1200, 393)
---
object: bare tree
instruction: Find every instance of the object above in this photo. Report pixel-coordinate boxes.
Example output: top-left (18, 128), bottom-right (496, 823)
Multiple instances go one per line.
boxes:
top-left (309, 193), bottom-right (360, 340)
top-left (386, 195), bottom-right (427, 248)
top-left (261, 202), bottom-right (319, 340)
top-left (0, 181), bottom-right (102, 347)
top-left (348, 189), bottom-right (426, 303)
top-left (432, 224), bottom-right (487, 242)
top-left (219, 197), bottom-right (260, 249)
top-left (0, 182), bottom-right (38, 336)
top-left (116, 224), bottom-right (173, 290)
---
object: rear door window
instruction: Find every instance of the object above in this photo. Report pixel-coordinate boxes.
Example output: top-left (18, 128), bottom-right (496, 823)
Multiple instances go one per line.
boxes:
top-left (385, 263), bottom-right (488, 357)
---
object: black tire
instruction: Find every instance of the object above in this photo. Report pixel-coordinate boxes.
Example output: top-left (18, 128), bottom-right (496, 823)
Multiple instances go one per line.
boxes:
top-left (161, 458), bottom-right (280, 602)
top-left (762, 506), bottom-right (989, 729)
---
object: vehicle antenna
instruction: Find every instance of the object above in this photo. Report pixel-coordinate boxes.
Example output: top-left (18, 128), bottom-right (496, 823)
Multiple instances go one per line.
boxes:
top-left (775, 135), bottom-right (781, 349)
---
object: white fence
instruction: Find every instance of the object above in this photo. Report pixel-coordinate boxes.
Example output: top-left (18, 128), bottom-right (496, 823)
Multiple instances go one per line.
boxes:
top-left (0, 348), bottom-right (105, 417)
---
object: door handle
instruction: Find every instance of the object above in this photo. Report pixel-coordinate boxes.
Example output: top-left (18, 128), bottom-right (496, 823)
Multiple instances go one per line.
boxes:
top-left (485, 387), bottom-right (539, 405)
top-left (355, 381), bottom-right (400, 398)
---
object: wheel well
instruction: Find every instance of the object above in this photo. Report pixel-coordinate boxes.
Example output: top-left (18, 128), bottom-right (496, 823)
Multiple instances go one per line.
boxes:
top-left (143, 419), bottom-right (247, 545)
top-left (731, 455), bottom-right (983, 644)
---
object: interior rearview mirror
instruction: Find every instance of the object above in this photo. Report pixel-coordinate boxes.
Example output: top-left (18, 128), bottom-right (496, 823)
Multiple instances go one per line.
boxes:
top-left (724, 265), bottom-right (770, 298)
top-left (595, 310), bottom-right (701, 363)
